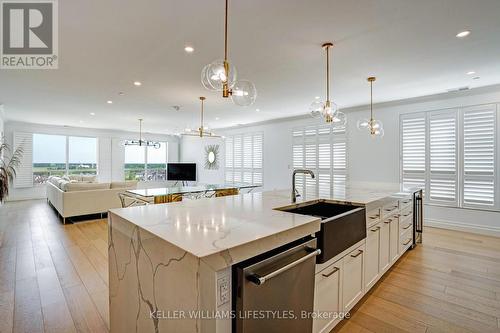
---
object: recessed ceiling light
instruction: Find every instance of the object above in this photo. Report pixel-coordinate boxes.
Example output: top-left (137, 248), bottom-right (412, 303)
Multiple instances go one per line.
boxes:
top-left (184, 46), bottom-right (194, 53)
top-left (215, 117), bottom-right (220, 120)
top-left (256, 108), bottom-right (260, 112)
top-left (472, 76), bottom-right (480, 80)
top-left (315, 96), bottom-right (320, 99)
top-left (456, 30), bottom-right (471, 38)
top-left (466, 71), bottom-right (476, 75)
top-left (133, 81), bottom-right (142, 86)
top-left (90, 112), bottom-right (95, 116)
top-left (107, 100), bottom-right (113, 104)
top-left (79, 120), bottom-right (84, 123)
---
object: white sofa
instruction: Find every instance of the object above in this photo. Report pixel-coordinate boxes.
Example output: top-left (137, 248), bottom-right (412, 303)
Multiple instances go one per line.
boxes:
top-left (46, 176), bottom-right (138, 223)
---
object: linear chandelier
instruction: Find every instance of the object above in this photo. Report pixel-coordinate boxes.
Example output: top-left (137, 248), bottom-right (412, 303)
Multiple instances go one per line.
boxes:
top-left (182, 97), bottom-right (220, 138)
top-left (124, 119), bottom-right (160, 148)
top-left (357, 77), bottom-right (384, 137)
top-left (310, 43), bottom-right (346, 126)
top-left (201, 0), bottom-right (256, 106)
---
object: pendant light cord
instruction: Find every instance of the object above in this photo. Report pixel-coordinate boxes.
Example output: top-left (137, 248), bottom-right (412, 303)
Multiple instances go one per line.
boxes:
top-left (224, 0), bottom-right (228, 62)
top-left (139, 119), bottom-right (143, 144)
top-left (370, 80), bottom-right (373, 121)
top-left (201, 99), bottom-right (204, 133)
top-left (326, 46), bottom-right (330, 102)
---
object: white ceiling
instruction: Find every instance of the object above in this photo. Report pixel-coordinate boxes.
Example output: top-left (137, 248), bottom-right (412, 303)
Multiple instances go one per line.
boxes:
top-left (2, 0), bottom-right (500, 134)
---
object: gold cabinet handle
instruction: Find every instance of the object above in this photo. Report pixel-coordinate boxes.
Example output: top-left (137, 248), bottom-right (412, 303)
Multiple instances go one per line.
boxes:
top-left (384, 219), bottom-right (392, 224)
top-left (393, 214), bottom-right (401, 218)
top-left (403, 223), bottom-right (412, 230)
top-left (403, 239), bottom-right (412, 246)
top-left (371, 226), bottom-right (381, 232)
top-left (322, 266), bottom-right (339, 278)
top-left (351, 250), bottom-right (363, 258)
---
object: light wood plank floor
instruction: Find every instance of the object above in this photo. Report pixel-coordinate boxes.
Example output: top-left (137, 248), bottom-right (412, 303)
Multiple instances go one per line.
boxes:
top-left (1, 200), bottom-right (500, 333)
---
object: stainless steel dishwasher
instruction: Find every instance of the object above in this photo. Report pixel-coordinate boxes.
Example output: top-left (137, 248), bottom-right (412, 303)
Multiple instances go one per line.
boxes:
top-left (233, 238), bottom-right (320, 333)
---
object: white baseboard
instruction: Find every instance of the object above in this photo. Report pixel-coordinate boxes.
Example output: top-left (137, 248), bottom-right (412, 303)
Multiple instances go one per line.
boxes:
top-left (425, 218), bottom-right (500, 237)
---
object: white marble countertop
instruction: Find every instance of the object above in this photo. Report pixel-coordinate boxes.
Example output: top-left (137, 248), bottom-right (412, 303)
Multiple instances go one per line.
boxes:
top-left (109, 186), bottom-right (418, 260)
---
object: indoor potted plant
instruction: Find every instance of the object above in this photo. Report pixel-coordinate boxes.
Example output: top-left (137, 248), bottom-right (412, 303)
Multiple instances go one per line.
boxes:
top-left (0, 138), bottom-right (23, 202)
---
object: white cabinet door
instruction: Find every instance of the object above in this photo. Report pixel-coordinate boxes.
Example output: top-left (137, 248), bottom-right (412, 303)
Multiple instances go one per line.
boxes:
top-left (313, 260), bottom-right (342, 333)
top-left (342, 245), bottom-right (365, 312)
top-left (379, 219), bottom-right (391, 273)
top-left (364, 224), bottom-right (381, 290)
top-left (390, 216), bottom-right (400, 263)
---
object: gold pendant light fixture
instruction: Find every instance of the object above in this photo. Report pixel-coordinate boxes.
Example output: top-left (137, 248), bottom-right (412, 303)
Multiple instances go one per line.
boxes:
top-left (357, 77), bottom-right (384, 137)
top-left (201, 0), bottom-right (257, 106)
top-left (183, 97), bottom-right (220, 138)
top-left (124, 119), bottom-right (160, 148)
top-left (310, 43), bottom-right (346, 126)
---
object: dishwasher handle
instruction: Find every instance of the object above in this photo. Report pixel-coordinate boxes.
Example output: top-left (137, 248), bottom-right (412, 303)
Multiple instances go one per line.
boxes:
top-left (247, 248), bottom-right (321, 286)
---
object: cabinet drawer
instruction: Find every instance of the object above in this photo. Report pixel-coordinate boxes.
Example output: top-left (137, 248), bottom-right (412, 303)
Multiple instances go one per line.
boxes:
top-left (342, 245), bottom-right (365, 312)
top-left (399, 219), bottom-right (413, 236)
top-left (399, 227), bottom-right (413, 253)
top-left (400, 206), bottom-right (413, 220)
top-left (399, 197), bottom-right (412, 210)
top-left (381, 201), bottom-right (399, 218)
top-left (366, 208), bottom-right (381, 227)
top-left (313, 260), bottom-right (342, 333)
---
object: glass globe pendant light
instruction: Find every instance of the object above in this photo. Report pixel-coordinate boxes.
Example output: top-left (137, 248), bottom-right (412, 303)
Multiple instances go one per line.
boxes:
top-left (201, 0), bottom-right (256, 106)
top-left (310, 43), bottom-right (346, 126)
top-left (357, 77), bottom-right (384, 137)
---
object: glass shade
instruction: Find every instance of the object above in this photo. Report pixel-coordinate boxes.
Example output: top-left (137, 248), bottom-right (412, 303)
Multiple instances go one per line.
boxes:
top-left (372, 127), bottom-right (385, 137)
top-left (201, 59), bottom-right (237, 91)
top-left (323, 101), bottom-right (338, 119)
top-left (371, 119), bottom-right (383, 130)
top-left (231, 80), bottom-right (257, 106)
top-left (309, 100), bottom-right (324, 113)
top-left (332, 111), bottom-right (347, 127)
top-left (357, 118), bottom-right (370, 130)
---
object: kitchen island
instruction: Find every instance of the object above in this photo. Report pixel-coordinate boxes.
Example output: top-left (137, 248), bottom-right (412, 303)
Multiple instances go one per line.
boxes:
top-left (108, 186), bottom-right (420, 333)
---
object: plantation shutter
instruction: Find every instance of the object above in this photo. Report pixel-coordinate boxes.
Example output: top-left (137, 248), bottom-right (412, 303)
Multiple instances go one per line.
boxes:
top-left (225, 137), bottom-right (233, 182)
top-left (428, 110), bottom-right (458, 205)
top-left (291, 124), bottom-right (348, 199)
top-left (461, 105), bottom-right (497, 208)
top-left (233, 135), bottom-right (242, 182)
top-left (401, 113), bottom-right (426, 192)
top-left (252, 133), bottom-right (263, 185)
top-left (224, 132), bottom-right (263, 185)
top-left (332, 125), bottom-right (347, 197)
top-left (13, 132), bottom-right (33, 188)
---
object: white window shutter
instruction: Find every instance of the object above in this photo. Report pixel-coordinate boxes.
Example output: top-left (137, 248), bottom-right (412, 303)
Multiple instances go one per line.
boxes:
top-left (461, 105), bottom-right (497, 208)
top-left (428, 110), bottom-right (458, 205)
top-left (401, 114), bottom-right (426, 192)
top-left (291, 123), bottom-right (348, 199)
top-left (224, 132), bottom-right (263, 185)
top-left (13, 132), bottom-right (33, 188)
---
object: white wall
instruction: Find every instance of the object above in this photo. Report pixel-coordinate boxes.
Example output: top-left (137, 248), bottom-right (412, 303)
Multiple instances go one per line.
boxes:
top-left (218, 85), bottom-right (500, 236)
top-left (180, 136), bottom-right (225, 184)
top-left (4, 121), bottom-right (180, 201)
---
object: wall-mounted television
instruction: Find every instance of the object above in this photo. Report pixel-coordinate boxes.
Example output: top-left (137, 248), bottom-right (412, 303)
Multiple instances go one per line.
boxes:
top-left (167, 163), bottom-right (196, 181)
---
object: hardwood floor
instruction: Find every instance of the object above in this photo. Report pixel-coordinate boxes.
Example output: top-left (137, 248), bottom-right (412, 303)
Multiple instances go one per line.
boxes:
top-left (1, 199), bottom-right (500, 333)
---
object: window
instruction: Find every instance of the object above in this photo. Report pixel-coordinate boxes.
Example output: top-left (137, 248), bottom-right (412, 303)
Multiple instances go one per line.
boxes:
top-left (292, 124), bottom-right (348, 199)
top-left (400, 104), bottom-right (499, 210)
top-left (124, 142), bottom-right (168, 181)
top-left (225, 132), bottom-right (263, 185)
top-left (32, 134), bottom-right (98, 185)
top-left (68, 136), bottom-right (97, 176)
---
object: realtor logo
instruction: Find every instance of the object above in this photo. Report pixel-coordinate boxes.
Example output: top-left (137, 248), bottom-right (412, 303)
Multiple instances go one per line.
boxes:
top-left (1, 0), bottom-right (58, 69)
